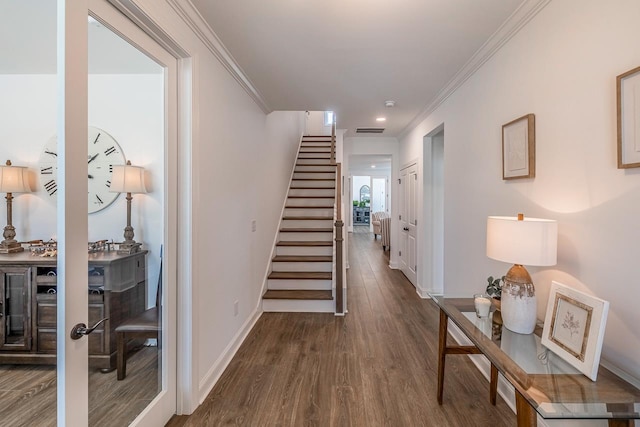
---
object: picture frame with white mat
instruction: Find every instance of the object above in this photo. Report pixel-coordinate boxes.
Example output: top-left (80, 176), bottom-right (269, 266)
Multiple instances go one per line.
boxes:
top-left (541, 281), bottom-right (609, 381)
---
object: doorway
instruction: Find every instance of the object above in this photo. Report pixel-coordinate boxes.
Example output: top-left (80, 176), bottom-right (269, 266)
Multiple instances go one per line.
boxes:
top-left (399, 163), bottom-right (418, 285)
top-left (423, 126), bottom-right (444, 294)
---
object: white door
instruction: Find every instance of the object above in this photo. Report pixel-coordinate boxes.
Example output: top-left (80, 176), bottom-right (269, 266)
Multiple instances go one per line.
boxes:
top-left (59, 1), bottom-right (179, 425)
top-left (399, 164), bottom-right (418, 285)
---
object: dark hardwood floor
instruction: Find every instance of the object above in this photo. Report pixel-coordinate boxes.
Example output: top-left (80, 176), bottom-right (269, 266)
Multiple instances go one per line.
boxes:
top-left (0, 346), bottom-right (159, 427)
top-left (167, 228), bottom-right (516, 426)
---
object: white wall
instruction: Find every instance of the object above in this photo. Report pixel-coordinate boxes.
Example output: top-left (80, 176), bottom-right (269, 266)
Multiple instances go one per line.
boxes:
top-left (0, 73), bottom-right (164, 305)
top-left (399, 0), bottom-right (640, 389)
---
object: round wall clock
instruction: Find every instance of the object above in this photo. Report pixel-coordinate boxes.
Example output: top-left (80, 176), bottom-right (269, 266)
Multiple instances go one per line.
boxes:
top-left (38, 126), bottom-right (127, 214)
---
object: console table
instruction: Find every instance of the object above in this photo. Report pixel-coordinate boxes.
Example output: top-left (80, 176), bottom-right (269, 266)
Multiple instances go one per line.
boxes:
top-left (0, 250), bottom-right (147, 371)
top-left (430, 295), bottom-right (640, 427)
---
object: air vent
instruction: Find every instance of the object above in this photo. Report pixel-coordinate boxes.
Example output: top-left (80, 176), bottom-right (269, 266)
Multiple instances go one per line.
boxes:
top-left (356, 128), bottom-right (385, 134)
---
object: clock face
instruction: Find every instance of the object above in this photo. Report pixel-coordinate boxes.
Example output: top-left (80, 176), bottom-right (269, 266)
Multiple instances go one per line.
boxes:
top-left (39, 126), bottom-right (126, 214)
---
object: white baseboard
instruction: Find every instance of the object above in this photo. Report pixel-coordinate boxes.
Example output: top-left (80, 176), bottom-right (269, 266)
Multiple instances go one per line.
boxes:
top-left (197, 306), bottom-right (262, 403)
top-left (415, 286), bottom-right (430, 299)
top-left (389, 261), bottom-right (400, 269)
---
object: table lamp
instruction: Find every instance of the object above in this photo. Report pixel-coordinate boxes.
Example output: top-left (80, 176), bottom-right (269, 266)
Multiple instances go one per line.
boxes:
top-left (110, 161), bottom-right (147, 254)
top-left (486, 214), bottom-right (557, 334)
top-left (0, 160), bottom-right (31, 254)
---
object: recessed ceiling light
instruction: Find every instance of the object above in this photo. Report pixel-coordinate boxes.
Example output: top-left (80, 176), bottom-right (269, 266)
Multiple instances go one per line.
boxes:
top-left (384, 100), bottom-right (396, 108)
top-left (371, 165), bottom-right (376, 168)
top-left (376, 117), bottom-right (386, 122)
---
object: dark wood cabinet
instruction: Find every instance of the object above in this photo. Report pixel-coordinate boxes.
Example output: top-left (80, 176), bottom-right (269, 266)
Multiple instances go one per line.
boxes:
top-left (0, 251), bottom-right (147, 370)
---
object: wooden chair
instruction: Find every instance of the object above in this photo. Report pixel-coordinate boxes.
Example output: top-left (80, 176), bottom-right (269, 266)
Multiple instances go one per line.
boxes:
top-left (116, 249), bottom-right (162, 380)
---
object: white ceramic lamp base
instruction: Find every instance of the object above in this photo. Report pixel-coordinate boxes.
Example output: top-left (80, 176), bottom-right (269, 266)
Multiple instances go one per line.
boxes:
top-left (501, 291), bottom-right (536, 334)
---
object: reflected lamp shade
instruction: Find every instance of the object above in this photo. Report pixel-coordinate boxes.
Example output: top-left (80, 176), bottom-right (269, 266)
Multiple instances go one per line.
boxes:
top-left (486, 215), bottom-right (557, 335)
top-left (110, 163), bottom-right (147, 194)
top-left (0, 161), bottom-right (31, 194)
top-left (0, 160), bottom-right (31, 254)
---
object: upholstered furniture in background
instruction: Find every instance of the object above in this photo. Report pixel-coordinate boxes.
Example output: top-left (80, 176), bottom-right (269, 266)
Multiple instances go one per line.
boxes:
top-left (371, 211), bottom-right (388, 238)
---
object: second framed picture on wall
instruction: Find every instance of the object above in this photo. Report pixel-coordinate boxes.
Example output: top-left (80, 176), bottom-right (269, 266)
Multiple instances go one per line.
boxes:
top-left (502, 113), bottom-right (535, 180)
top-left (617, 65), bottom-right (640, 168)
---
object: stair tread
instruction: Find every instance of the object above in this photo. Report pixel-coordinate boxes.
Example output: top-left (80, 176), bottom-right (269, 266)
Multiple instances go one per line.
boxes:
top-left (282, 216), bottom-right (334, 220)
top-left (289, 188), bottom-right (335, 190)
top-left (292, 178), bottom-right (335, 181)
top-left (263, 290), bottom-right (333, 300)
top-left (285, 205), bottom-right (334, 208)
top-left (276, 241), bottom-right (333, 246)
top-left (294, 170), bottom-right (335, 173)
top-left (296, 163), bottom-right (335, 166)
top-left (288, 195), bottom-right (335, 199)
top-left (280, 228), bottom-right (333, 232)
top-left (272, 255), bottom-right (333, 262)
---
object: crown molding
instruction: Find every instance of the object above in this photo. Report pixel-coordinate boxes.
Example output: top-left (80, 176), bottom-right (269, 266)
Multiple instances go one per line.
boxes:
top-left (398, 0), bottom-right (551, 139)
top-left (165, 0), bottom-right (272, 114)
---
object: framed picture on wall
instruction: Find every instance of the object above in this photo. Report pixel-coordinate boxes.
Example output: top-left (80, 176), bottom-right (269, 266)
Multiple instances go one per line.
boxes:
top-left (502, 113), bottom-right (535, 180)
top-left (541, 281), bottom-right (609, 381)
top-left (617, 65), bottom-right (640, 168)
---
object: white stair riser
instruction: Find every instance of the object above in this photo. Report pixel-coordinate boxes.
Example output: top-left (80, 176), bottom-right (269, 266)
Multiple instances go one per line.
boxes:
top-left (286, 198), bottom-right (334, 207)
top-left (299, 147), bottom-right (332, 153)
top-left (262, 298), bottom-right (334, 313)
top-left (294, 165), bottom-right (336, 172)
top-left (291, 180), bottom-right (335, 188)
top-left (271, 262), bottom-right (332, 272)
top-left (292, 172), bottom-right (335, 180)
top-left (296, 158), bottom-right (333, 165)
top-left (302, 138), bottom-right (332, 142)
top-left (279, 232), bottom-right (333, 241)
top-left (267, 279), bottom-right (332, 290)
top-left (288, 188), bottom-right (335, 197)
top-left (281, 219), bottom-right (333, 228)
top-left (284, 208), bottom-right (334, 217)
top-left (276, 246), bottom-right (332, 256)
top-left (298, 152), bottom-right (331, 159)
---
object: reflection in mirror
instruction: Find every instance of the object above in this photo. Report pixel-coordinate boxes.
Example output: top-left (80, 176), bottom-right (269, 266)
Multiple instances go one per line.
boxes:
top-left (0, 1), bottom-right (59, 425)
top-left (359, 185), bottom-right (370, 204)
top-left (87, 13), bottom-right (164, 427)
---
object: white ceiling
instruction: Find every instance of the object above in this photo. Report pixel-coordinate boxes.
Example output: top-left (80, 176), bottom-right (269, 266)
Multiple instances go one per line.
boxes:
top-left (2, 0), bottom-right (526, 135)
top-left (190, 0), bottom-right (525, 137)
top-left (349, 155), bottom-right (392, 175)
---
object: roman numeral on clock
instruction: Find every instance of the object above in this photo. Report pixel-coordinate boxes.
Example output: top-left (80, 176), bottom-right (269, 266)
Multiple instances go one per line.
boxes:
top-left (105, 146), bottom-right (116, 156)
top-left (40, 166), bottom-right (53, 175)
top-left (96, 195), bottom-right (104, 205)
top-left (93, 132), bottom-right (101, 144)
top-left (44, 180), bottom-right (57, 196)
top-left (105, 180), bottom-right (111, 188)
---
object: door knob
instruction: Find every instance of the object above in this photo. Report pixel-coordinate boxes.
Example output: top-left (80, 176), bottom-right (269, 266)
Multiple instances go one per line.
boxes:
top-left (70, 318), bottom-right (109, 340)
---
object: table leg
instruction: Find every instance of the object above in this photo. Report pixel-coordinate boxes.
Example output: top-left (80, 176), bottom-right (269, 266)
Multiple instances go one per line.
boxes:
top-left (515, 390), bottom-right (537, 427)
top-left (437, 308), bottom-right (448, 405)
top-left (490, 363), bottom-right (498, 405)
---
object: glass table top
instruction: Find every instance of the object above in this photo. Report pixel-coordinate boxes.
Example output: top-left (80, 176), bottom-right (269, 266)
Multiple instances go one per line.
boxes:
top-left (430, 294), bottom-right (640, 420)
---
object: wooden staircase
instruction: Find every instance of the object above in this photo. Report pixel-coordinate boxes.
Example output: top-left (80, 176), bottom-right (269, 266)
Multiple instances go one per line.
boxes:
top-left (262, 135), bottom-right (337, 312)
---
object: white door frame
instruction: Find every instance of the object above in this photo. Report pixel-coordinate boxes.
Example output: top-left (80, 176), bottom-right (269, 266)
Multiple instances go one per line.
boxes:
top-left (420, 124), bottom-right (445, 297)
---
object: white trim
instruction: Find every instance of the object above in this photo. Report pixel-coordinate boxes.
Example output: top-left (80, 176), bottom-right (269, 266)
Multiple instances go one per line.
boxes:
top-left (165, 0), bottom-right (271, 114)
top-left (197, 309), bottom-right (263, 403)
top-left (415, 286), bottom-right (430, 299)
top-left (398, 0), bottom-right (551, 139)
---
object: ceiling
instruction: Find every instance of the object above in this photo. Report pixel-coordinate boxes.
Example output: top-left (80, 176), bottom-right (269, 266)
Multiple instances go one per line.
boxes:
top-left (350, 155), bottom-right (392, 174)
top-left (2, 0), bottom-right (526, 135)
top-left (190, 0), bottom-right (525, 137)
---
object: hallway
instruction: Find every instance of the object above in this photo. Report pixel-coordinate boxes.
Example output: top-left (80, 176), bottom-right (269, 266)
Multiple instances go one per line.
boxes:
top-left (167, 231), bottom-right (516, 426)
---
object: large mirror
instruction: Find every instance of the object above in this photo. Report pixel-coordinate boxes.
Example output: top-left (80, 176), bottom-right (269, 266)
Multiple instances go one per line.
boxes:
top-left (359, 185), bottom-right (370, 205)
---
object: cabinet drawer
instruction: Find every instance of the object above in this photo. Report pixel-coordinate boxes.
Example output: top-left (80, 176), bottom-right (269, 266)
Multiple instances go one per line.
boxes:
top-left (37, 302), bottom-right (57, 327)
top-left (38, 329), bottom-right (56, 353)
top-left (37, 329), bottom-right (105, 354)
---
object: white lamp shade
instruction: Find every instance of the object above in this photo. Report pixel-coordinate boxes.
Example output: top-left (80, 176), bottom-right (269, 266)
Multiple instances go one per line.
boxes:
top-left (0, 163), bottom-right (31, 193)
top-left (110, 164), bottom-right (147, 194)
top-left (486, 216), bottom-right (557, 266)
